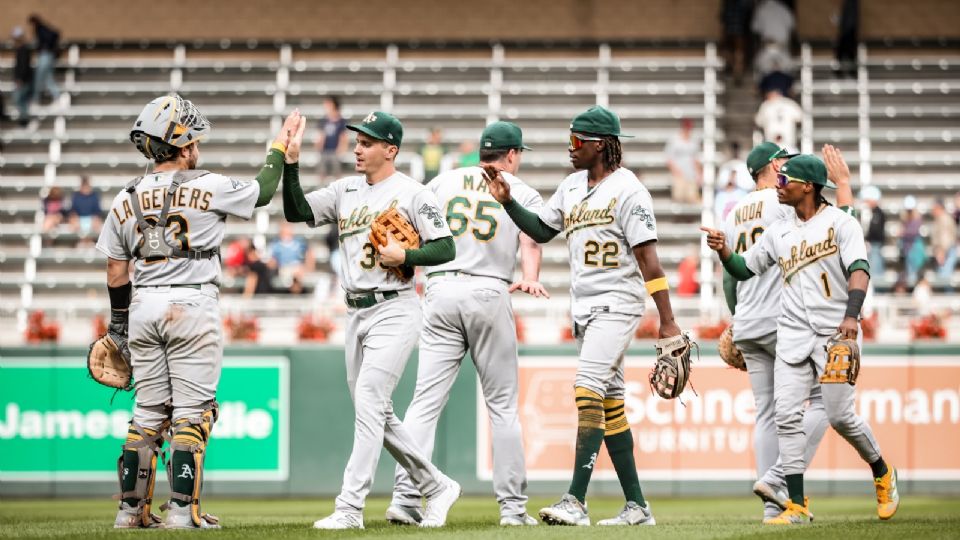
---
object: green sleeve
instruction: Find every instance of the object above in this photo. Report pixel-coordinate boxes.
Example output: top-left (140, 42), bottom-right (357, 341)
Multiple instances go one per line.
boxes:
top-left (281, 161), bottom-right (314, 222)
top-left (848, 258), bottom-right (870, 277)
top-left (254, 149), bottom-right (285, 208)
top-left (722, 269), bottom-right (738, 315)
top-left (503, 199), bottom-right (559, 243)
top-left (838, 205), bottom-right (859, 220)
top-left (721, 252), bottom-right (756, 281)
top-left (405, 236), bottom-right (455, 267)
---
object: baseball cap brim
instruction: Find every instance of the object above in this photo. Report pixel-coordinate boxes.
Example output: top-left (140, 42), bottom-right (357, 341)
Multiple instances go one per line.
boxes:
top-left (346, 124), bottom-right (392, 144)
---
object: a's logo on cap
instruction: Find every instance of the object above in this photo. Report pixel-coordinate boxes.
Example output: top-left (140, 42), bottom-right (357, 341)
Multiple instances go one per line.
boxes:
top-left (387, 133), bottom-right (393, 139)
top-left (484, 141), bottom-right (492, 147)
top-left (362, 113), bottom-right (378, 124)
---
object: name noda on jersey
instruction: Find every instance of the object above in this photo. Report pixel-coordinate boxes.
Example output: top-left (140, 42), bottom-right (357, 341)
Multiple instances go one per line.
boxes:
top-left (95, 171), bottom-right (259, 286)
top-left (304, 172), bottom-right (451, 293)
top-left (426, 167), bottom-right (543, 282)
top-left (538, 168), bottom-right (657, 320)
top-left (722, 188), bottom-right (793, 341)
top-left (743, 205), bottom-right (868, 347)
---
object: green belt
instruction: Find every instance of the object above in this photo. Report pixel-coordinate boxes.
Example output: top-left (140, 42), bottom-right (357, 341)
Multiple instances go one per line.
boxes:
top-left (427, 271), bottom-right (466, 279)
top-left (345, 290), bottom-right (399, 309)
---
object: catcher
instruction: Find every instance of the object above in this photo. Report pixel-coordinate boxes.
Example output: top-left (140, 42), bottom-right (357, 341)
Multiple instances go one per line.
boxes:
top-left (93, 96), bottom-right (302, 529)
top-left (281, 111), bottom-right (463, 530)
top-left (702, 152), bottom-right (899, 525)
top-left (486, 106), bottom-right (692, 526)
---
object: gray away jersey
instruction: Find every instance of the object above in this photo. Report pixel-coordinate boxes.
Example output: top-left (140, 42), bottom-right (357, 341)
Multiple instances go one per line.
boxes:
top-left (742, 205), bottom-right (869, 363)
top-left (722, 188), bottom-right (793, 341)
top-left (96, 170), bottom-right (260, 286)
top-left (538, 168), bottom-right (657, 322)
top-left (304, 172), bottom-right (452, 294)
top-left (426, 167), bottom-right (543, 282)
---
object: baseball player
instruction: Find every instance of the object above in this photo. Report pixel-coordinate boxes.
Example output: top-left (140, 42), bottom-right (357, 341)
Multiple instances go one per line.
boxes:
top-left (703, 153), bottom-right (900, 524)
top-left (387, 121), bottom-right (547, 527)
top-left (723, 143), bottom-right (858, 521)
top-left (486, 106), bottom-right (685, 526)
top-left (280, 111), bottom-right (462, 530)
top-left (97, 95), bottom-right (302, 529)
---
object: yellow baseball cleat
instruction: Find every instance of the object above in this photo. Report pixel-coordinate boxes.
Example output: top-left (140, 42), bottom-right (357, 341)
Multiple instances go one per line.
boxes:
top-left (874, 467), bottom-right (900, 520)
top-left (763, 498), bottom-right (813, 525)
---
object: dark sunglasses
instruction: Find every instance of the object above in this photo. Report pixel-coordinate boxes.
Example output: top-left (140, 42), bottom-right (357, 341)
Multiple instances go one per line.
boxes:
top-left (569, 133), bottom-right (602, 150)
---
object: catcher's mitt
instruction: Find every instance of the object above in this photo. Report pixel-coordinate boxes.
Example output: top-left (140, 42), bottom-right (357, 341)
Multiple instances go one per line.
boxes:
top-left (821, 334), bottom-right (860, 385)
top-left (87, 334), bottom-right (133, 390)
top-left (718, 326), bottom-right (747, 371)
top-left (649, 333), bottom-right (697, 400)
top-left (369, 207), bottom-right (419, 281)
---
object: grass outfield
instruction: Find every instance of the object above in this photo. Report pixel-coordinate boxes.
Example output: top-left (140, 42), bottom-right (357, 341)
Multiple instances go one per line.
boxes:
top-left (0, 496), bottom-right (957, 539)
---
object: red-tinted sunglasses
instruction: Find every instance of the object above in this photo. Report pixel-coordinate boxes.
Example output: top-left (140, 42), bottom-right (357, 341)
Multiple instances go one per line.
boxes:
top-left (776, 173), bottom-right (809, 188)
top-left (569, 133), bottom-right (602, 150)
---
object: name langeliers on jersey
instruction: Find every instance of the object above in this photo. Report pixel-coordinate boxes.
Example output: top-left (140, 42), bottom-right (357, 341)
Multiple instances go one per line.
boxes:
top-left (110, 184), bottom-right (214, 225)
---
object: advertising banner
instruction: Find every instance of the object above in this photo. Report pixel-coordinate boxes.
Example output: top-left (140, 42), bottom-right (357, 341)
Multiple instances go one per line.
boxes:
top-left (477, 356), bottom-right (960, 481)
top-left (0, 357), bottom-right (289, 481)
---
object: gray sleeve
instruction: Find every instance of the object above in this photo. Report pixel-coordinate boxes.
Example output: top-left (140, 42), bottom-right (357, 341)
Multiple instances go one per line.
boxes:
top-left (304, 182), bottom-right (340, 227)
top-left (537, 188), bottom-right (565, 231)
top-left (620, 189), bottom-right (657, 247)
top-left (95, 195), bottom-right (131, 260)
top-left (742, 224), bottom-right (777, 275)
top-left (837, 215), bottom-right (869, 269)
top-left (209, 174), bottom-right (260, 220)
top-left (411, 188), bottom-right (453, 242)
top-left (513, 181), bottom-right (544, 211)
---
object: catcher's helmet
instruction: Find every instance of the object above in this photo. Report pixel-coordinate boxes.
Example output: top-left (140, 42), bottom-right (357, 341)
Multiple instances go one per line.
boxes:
top-left (130, 95), bottom-right (210, 161)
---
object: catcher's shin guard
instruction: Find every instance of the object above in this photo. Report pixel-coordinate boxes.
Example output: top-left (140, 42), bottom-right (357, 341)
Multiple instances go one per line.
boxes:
top-left (117, 420), bottom-right (168, 527)
top-left (164, 402), bottom-right (219, 528)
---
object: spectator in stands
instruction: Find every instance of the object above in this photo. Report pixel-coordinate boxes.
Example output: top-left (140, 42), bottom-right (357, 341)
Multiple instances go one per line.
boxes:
top-left (420, 127), bottom-right (445, 183)
top-left (720, 0), bottom-right (753, 85)
top-left (665, 118), bottom-right (702, 204)
top-left (714, 168), bottom-right (749, 221)
top-left (323, 225), bottom-right (342, 297)
top-left (223, 237), bottom-right (252, 279)
top-left (243, 245), bottom-right (275, 297)
top-left (756, 48), bottom-right (795, 98)
top-left (953, 192), bottom-right (960, 226)
top-left (676, 250), bottom-right (700, 297)
top-left (834, 0), bottom-right (859, 79)
top-left (27, 14), bottom-right (60, 105)
top-left (269, 222), bottom-right (314, 286)
top-left (930, 199), bottom-right (957, 288)
top-left (314, 96), bottom-right (348, 181)
top-left (11, 26), bottom-right (33, 128)
top-left (755, 88), bottom-right (802, 152)
top-left (68, 176), bottom-right (103, 241)
top-left (717, 141), bottom-right (754, 192)
top-left (860, 185), bottom-right (886, 279)
top-left (899, 195), bottom-right (926, 287)
top-left (457, 139), bottom-right (480, 167)
top-left (41, 186), bottom-right (66, 232)
top-left (751, 0), bottom-right (794, 51)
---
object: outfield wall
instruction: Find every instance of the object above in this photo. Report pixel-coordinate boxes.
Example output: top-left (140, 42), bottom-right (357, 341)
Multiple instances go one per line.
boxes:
top-left (2, 344), bottom-right (959, 498)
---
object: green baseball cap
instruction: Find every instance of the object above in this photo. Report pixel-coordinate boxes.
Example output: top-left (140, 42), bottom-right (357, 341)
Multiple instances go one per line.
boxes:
top-left (347, 111), bottom-right (403, 147)
top-left (570, 106), bottom-right (633, 138)
top-left (746, 141), bottom-right (797, 177)
top-left (480, 121), bottom-right (531, 151)
top-left (780, 154), bottom-right (837, 189)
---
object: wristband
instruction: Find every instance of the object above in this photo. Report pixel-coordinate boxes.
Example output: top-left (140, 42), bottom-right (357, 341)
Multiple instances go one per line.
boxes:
top-left (270, 141), bottom-right (287, 154)
top-left (645, 277), bottom-right (669, 295)
top-left (845, 288), bottom-right (867, 319)
top-left (108, 282), bottom-right (132, 311)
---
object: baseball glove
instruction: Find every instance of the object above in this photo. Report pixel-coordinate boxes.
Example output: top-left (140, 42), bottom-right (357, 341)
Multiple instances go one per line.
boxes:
top-left (821, 334), bottom-right (860, 385)
top-left (87, 333), bottom-right (133, 390)
top-left (718, 326), bottom-right (747, 371)
top-left (369, 207), bottom-right (419, 281)
top-left (649, 333), bottom-right (697, 400)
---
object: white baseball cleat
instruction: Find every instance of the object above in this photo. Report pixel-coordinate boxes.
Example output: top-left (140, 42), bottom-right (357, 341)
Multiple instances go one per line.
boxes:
top-left (539, 493), bottom-right (590, 526)
top-left (163, 503), bottom-right (221, 529)
top-left (113, 502), bottom-right (162, 529)
top-left (753, 480), bottom-right (790, 512)
top-left (385, 504), bottom-right (423, 525)
top-left (419, 479), bottom-right (461, 528)
top-left (597, 501), bottom-right (656, 526)
top-left (312, 510), bottom-right (364, 530)
top-left (500, 513), bottom-right (538, 526)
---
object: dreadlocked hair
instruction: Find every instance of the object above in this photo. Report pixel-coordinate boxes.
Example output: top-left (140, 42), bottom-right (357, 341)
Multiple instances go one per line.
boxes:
top-left (600, 135), bottom-right (623, 171)
top-left (813, 184), bottom-right (832, 208)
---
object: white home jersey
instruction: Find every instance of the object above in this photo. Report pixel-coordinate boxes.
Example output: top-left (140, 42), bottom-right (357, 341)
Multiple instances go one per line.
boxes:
top-left (96, 170), bottom-right (260, 286)
top-left (742, 205), bottom-right (869, 363)
top-left (722, 188), bottom-right (794, 341)
top-left (304, 172), bottom-right (452, 294)
top-left (538, 168), bottom-right (657, 323)
top-left (425, 167), bottom-right (543, 282)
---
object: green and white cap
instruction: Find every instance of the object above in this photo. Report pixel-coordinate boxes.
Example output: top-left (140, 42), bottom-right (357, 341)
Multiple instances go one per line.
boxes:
top-left (746, 141), bottom-right (797, 177)
top-left (570, 106), bottom-right (632, 137)
top-left (347, 111), bottom-right (403, 147)
top-left (780, 154), bottom-right (837, 189)
top-left (480, 121), bottom-right (531, 150)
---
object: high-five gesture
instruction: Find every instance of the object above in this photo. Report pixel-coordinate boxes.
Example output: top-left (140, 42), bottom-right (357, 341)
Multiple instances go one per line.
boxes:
top-left (481, 165), bottom-right (512, 204)
top-left (283, 110), bottom-right (308, 164)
